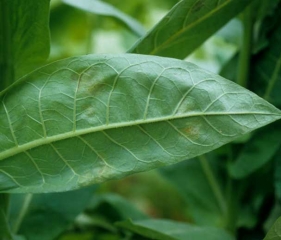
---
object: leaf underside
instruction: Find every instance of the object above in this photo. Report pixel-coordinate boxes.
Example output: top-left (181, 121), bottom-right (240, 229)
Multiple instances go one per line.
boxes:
top-left (0, 54), bottom-right (280, 193)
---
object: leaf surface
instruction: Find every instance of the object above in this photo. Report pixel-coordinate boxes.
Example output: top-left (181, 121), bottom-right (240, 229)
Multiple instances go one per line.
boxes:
top-left (0, 0), bottom-right (50, 85)
top-left (129, 0), bottom-right (253, 58)
top-left (0, 54), bottom-right (280, 193)
top-left (116, 219), bottom-right (235, 240)
top-left (63, 0), bottom-right (145, 37)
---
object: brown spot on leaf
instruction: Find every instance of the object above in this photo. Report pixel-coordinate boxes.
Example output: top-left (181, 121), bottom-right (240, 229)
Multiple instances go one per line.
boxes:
top-left (182, 125), bottom-right (199, 139)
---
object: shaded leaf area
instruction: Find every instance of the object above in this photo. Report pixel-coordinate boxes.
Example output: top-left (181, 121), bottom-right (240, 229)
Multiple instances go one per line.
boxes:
top-left (63, 0), bottom-right (145, 37)
top-left (0, 0), bottom-right (50, 86)
top-left (116, 219), bottom-right (235, 240)
top-left (0, 54), bottom-right (280, 193)
top-left (8, 185), bottom-right (96, 240)
top-left (253, 0), bottom-right (280, 53)
top-left (264, 216), bottom-right (281, 240)
top-left (86, 193), bottom-right (148, 221)
top-left (230, 121), bottom-right (281, 179)
top-left (161, 151), bottom-right (276, 233)
top-left (0, 194), bottom-right (13, 240)
top-left (129, 0), bottom-right (253, 59)
top-left (274, 148), bottom-right (281, 200)
top-left (63, 193), bottom-right (148, 239)
top-left (160, 156), bottom-right (227, 228)
top-left (252, 5), bottom-right (281, 106)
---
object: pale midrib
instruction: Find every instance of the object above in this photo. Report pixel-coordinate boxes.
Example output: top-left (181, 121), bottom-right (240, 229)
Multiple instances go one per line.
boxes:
top-left (0, 111), bottom-right (280, 161)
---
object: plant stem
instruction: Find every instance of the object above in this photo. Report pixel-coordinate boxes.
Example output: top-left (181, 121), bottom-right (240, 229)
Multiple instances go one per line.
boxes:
top-left (0, 1), bottom-right (14, 90)
top-left (237, 3), bottom-right (254, 88)
top-left (198, 155), bottom-right (227, 215)
top-left (12, 194), bottom-right (33, 233)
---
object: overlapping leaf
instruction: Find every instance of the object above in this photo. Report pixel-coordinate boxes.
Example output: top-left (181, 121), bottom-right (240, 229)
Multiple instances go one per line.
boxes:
top-left (129, 0), bottom-right (254, 58)
top-left (0, 54), bottom-right (280, 193)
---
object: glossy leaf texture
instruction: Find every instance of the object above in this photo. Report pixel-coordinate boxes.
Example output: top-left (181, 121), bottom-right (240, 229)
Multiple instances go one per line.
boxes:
top-left (0, 54), bottom-right (280, 193)
top-left (264, 216), bottom-right (281, 240)
top-left (63, 0), bottom-right (145, 37)
top-left (0, 0), bottom-right (50, 85)
top-left (116, 219), bottom-right (235, 240)
top-left (129, 0), bottom-right (253, 59)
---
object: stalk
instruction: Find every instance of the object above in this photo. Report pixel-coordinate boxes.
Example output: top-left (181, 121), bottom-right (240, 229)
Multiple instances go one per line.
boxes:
top-left (12, 194), bottom-right (33, 233)
top-left (198, 155), bottom-right (227, 215)
top-left (237, 3), bottom-right (254, 88)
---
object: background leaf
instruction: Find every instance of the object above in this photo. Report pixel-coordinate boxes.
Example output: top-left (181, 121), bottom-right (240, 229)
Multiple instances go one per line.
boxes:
top-left (160, 155), bottom-right (227, 228)
top-left (252, 4), bottom-right (281, 107)
top-left (8, 186), bottom-right (96, 240)
top-left (0, 0), bottom-right (50, 87)
top-left (129, 0), bottom-right (253, 59)
top-left (116, 219), bottom-right (235, 240)
top-left (63, 0), bottom-right (145, 37)
top-left (0, 54), bottom-right (280, 193)
top-left (229, 121), bottom-right (281, 178)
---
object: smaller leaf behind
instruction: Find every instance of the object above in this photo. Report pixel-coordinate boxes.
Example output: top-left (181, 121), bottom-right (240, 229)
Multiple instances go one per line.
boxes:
top-left (129, 0), bottom-right (254, 59)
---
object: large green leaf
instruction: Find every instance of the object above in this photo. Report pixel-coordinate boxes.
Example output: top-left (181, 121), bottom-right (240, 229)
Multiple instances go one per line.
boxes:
top-left (8, 186), bottom-right (96, 240)
top-left (0, 0), bottom-right (50, 87)
top-left (0, 54), bottom-right (280, 193)
top-left (129, 0), bottom-right (253, 59)
top-left (63, 0), bottom-right (145, 37)
top-left (116, 219), bottom-right (235, 240)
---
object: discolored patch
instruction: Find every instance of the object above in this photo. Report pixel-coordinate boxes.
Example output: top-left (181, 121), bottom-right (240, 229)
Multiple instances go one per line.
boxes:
top-left (182, 125), bottom-right (199, 139)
